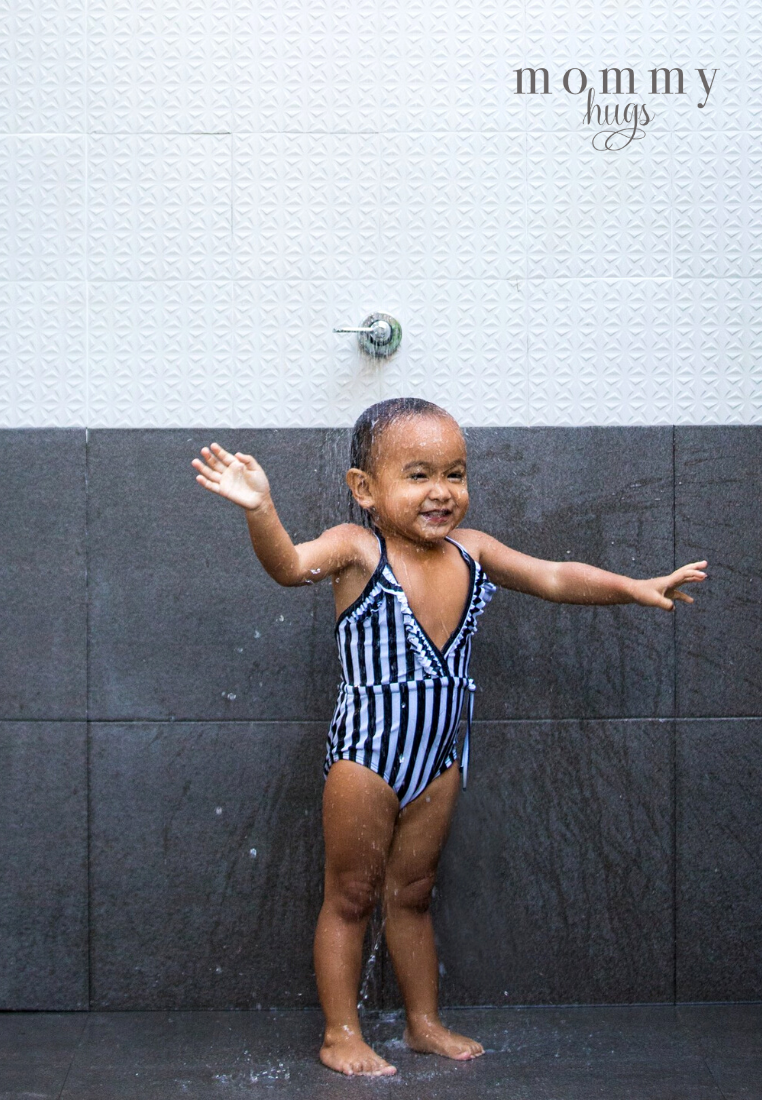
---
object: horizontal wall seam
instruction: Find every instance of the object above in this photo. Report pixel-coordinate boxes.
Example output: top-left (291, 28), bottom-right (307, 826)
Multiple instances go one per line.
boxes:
top-left (24, 716), bottom-right (758, 724)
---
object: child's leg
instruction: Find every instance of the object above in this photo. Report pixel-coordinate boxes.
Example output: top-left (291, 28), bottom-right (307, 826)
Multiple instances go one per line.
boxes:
top-left (314, 759), bottom-right (400, 1076)
top-left (383, 762), bottom-right (484, 1060)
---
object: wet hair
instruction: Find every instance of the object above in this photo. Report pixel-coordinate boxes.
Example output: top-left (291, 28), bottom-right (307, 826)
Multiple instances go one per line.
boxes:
top-left (347, 397), bottom-right (454, 527)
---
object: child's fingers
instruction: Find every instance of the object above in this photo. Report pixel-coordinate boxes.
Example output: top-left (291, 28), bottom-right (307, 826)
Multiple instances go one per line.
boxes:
top-left (191, 458), bottom-right (222, 482)
top-left (670, 565), bottom-right (707, 584)
top-left (208, 442), bottom-right (236, 466)
top-left (668, 589), bottom-right (694, 604)
top-left (201, 444), bottom-right (231, 473)
top-left (234, 451), bottom-right (261, 469)
top-left (195, 473), bottom-right (220, 493)
top-left (674, 561), bottom-right (708, 578)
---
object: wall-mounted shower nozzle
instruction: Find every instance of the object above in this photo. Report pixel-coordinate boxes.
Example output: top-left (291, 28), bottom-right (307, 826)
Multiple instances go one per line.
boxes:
top-left (333, 313), bottom-right (402, 357)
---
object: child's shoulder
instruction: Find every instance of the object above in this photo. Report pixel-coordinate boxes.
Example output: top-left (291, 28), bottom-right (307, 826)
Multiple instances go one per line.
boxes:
top-left (323, 521), bottom-right (376, 545)
top-left (448, 527), bottom-right (487, 561)
top-left (319, 522), bottom-right (380, 570)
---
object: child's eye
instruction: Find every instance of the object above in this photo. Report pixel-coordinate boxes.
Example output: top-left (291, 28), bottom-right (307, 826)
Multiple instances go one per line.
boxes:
top-left (409, 472), bottom-right (426, 481)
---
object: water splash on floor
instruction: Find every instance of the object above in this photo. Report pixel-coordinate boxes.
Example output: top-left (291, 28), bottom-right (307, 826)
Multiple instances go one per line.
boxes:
top-left (211, 1057), bottom-right (291, 1089)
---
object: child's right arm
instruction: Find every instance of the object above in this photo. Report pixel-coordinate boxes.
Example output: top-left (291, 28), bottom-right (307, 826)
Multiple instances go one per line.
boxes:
top-left (192, 442), bottom-right (362, 586)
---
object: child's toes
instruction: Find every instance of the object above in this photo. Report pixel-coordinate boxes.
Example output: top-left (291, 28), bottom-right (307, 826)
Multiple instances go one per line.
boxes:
top-left (456, 1039), bottom-right (484, 1059)
top-left (365, 1053), bottom-right (397, 1076)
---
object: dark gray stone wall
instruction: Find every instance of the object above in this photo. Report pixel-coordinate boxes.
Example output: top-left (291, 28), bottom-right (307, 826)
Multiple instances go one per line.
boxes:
top-left (0, 722), bottom-right (88, 1010)
top-left (0, 426), bottom-right (759, 1010)
top-left (0, 429), bottom-right (86, 718)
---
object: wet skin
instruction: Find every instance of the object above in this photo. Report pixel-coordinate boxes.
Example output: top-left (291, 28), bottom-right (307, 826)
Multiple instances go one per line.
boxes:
top-left (316, 414), bottom-right (486, 1075)
top-left (316, 759), bottom-right (484, 1076)
top-left (191, 414), bottom-right (708, 1076)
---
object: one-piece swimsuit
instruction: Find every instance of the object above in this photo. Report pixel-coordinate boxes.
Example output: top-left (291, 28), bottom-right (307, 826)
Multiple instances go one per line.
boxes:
top-left (324, 529), bottom-right (496, 808)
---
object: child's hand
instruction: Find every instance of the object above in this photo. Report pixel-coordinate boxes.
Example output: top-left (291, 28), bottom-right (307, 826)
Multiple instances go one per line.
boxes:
top-left (192, 442), bottom-right (271, 512)
top-left (633, 560), bottom-right (708, 611)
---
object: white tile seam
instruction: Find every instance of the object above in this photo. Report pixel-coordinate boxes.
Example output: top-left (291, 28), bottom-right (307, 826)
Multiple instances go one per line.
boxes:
top-left (73, 129), bottom-right (762, 136)
top-left (669, 123), bottom-right (675, 423)
top-left (523, 0), bottom-right (531, 423)
top-left (85, 0), bottom-right (89, 427)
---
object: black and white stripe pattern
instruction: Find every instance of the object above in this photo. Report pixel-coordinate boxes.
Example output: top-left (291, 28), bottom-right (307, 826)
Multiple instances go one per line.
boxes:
top-left (324, 530), bottom-right (496, 808)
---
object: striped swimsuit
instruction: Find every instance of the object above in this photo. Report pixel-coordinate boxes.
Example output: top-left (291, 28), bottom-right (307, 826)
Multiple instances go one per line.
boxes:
top-left (324, 529), bottom-right (496, 808)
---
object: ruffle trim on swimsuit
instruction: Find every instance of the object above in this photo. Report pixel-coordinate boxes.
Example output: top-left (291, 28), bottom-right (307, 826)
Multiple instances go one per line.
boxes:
top-left (336, 569), bottom-right (442, 677)
top-left (444, 566), bottom-right (498, 656)
top-left (376, 569), bottom-right (444, 678)
top-left (336, 541), bottom-right (497, 681)
top-left (338, 574), bottom-right (387, 628)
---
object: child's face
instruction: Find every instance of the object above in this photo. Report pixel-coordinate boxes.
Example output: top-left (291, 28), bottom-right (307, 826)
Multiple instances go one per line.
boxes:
top-left (351, 414), bottom-right (469, 543)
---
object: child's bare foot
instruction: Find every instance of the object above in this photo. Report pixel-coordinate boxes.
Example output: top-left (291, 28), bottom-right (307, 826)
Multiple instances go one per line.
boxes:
top-left (404, 1018), bottom-right (484, 1060)
top-left (320, 1026), bottom-right (397, 1076)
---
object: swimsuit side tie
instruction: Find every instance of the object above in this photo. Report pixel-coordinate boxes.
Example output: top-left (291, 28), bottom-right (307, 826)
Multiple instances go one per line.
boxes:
top-left (459, 677), bottom-right (477, 790)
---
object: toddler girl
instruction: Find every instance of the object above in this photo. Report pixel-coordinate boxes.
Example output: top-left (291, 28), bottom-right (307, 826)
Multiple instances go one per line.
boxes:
top-left (192, 397), bottom-right (707, 1077)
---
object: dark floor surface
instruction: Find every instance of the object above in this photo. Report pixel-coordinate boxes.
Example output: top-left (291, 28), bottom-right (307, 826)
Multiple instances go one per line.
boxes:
top-left (1, 1004), bottom-right (761, 1100)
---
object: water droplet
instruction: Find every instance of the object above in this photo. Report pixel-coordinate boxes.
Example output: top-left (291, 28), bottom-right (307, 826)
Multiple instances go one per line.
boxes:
top-left (215, 806), bottom-right (223, 815)
top-left (235, 647), bottom-right (243, 654)
top-left (215, 965), bottom-right (223, 974)
top-left (226, 692), bottom-right (236, 701)
top-left (310, 568), bottom-right (320, 574)
top-left (276, 614), bottom-right (284, 622)
top-left (249, 847), bottom-right (257, 858)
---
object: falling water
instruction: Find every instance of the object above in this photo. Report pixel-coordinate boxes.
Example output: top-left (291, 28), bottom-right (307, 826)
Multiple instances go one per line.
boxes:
top-left (356, 907), bottom-right (386, 1014)
top-left (319, 426), bottom-right (356, 528)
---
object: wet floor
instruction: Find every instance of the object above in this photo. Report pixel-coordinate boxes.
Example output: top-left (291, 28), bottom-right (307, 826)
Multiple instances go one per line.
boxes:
top-left (1, 1004), bottom-right (761, 1099)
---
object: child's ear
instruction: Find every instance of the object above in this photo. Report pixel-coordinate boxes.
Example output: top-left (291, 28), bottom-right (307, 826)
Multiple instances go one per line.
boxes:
top-left (346, 467), bottom-right (374, 509)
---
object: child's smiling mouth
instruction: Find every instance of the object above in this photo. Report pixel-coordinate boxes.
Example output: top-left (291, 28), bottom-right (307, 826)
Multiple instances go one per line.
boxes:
top-left (420, 509), bottom-right (452, 522)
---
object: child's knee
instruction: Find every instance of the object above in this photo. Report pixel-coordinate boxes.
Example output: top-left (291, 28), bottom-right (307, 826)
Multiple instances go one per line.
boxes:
top-left (385, 872), bottom-right (436, 914)
top-left (329, 871), bottom-right (382, 923)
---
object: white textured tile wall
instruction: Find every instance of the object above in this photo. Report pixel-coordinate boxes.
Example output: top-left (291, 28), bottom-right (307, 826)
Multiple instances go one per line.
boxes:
top-left (0, 0), bottom-right (760, 426)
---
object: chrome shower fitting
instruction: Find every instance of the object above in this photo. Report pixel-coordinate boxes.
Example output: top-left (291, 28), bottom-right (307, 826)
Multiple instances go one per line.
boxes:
top-left (332, 313), bottom-right (402, 357)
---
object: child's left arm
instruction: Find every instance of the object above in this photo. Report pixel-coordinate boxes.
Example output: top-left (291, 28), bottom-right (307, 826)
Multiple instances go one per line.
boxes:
top-left (466, 531), bottom-right (707, 611)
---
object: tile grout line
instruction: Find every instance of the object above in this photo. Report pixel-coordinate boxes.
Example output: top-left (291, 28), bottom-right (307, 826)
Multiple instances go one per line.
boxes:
top-left (84, 0), bottom-right (91, 998)
top-left (672, 424), bottom-right (678, 1005)
top-left (84, 7), bottom-right (92, 1026)
top-left (85, 425), bottom-right (92, 1013)
top-left (5, 715), bottom-right (762, 724)
top-left (229, 0), bottom-right (235, 412)
top-left (522, 0), bottom-right (530, 421)
top-left (524, 124), bottom-right (530, 420)
top-left (375, 0), bottom-right (386, 1009)
top-left (84, 0), bottom-right (92, 972)
top-left (84, 9), bottom-right (89, 431)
